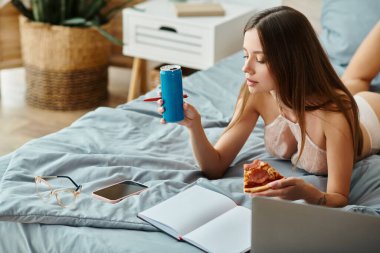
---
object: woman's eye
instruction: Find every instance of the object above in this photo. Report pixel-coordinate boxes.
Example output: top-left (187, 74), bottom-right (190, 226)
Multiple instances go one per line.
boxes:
top-left (255, 57), bottom-right (266, 63)
top-left (243, 54), bottom-right (266, 63)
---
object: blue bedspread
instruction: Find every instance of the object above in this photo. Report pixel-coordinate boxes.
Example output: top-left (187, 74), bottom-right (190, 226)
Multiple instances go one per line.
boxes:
top-left (0, 51), bottom-right (379, 253)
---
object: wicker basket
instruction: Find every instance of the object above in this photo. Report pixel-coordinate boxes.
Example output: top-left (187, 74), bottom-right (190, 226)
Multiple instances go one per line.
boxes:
top-left (19, 16), bottom-right (112, 110)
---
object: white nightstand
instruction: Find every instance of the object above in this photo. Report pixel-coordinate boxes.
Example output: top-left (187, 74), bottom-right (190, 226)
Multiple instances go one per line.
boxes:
top-left (122, 0), bottom-right (257, 101)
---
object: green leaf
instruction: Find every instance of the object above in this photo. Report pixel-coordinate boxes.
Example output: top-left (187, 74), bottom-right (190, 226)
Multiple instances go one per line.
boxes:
top-left (84, 0), bottom-right (105, 20)
top-left (62, 17), bottom-right (87, 26)
top-left (31, 0), bottom-right (40, 21)
top-left (92, 23), bottom-right (123, 46)
top-left (11, 0), bottom-right (133, 32)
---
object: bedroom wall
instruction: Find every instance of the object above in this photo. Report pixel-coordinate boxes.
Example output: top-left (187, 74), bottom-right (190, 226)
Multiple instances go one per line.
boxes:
top-left (216, 0), bottom-right (322, 34)
top-left (282, 0), bottom-right (322, 34)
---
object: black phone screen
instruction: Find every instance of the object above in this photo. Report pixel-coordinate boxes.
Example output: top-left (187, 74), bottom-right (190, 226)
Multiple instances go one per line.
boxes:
top-left (93, 180), bottom-right (148, 200)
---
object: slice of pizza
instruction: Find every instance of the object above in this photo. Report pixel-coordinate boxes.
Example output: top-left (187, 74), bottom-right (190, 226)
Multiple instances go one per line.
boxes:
top-left (243, 160), bottom-right (284, 193)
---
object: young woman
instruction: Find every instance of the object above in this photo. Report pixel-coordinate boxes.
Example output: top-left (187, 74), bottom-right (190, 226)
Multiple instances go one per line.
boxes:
top-left (158, 6), bottom-right (380, 208)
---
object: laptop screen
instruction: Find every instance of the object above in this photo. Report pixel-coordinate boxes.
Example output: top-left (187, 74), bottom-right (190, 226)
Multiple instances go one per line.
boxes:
top-left (251, 197), bottom-right (380, 253)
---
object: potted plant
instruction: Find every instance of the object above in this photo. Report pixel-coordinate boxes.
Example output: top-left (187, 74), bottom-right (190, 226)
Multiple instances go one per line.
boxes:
top-left (9, 0), bottom-right (133, 110)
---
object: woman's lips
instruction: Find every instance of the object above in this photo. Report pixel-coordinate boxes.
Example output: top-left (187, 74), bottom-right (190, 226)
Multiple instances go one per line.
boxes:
top-left (246, 78), bottom-right (258, 86)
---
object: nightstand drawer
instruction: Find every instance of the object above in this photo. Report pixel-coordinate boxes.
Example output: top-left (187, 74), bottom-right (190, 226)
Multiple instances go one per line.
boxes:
top-left (123, 0), bottom-right (256, 70)
top-left (125, 16), bottom-right (211, 69)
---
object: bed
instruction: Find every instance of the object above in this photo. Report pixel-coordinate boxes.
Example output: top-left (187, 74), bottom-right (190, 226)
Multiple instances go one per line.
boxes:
top-left (1, 51), bottom-right (380, 253)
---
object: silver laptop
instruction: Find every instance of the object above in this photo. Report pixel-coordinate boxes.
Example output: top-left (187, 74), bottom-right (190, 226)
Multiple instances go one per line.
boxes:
top-left (251, 197), bottom-right (380, 253)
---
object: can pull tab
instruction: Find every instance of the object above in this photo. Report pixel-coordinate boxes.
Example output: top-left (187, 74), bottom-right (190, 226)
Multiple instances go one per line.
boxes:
top-left (159, 26), bottom-right (177, 33)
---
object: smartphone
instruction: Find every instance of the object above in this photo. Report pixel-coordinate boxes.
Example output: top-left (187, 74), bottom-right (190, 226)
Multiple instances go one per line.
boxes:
top-left (92, 180), bottom-right (148, 204)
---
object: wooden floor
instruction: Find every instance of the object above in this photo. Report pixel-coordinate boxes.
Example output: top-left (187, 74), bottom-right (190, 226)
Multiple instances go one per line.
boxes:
top-left (0, 67), bottom-right (131, 156)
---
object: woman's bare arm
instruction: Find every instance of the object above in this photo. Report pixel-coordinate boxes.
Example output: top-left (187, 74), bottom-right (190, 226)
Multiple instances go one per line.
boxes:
top-left (321, 111), bottom-right (354, 207)
top-left (188, 95), bottom-right (260, 179)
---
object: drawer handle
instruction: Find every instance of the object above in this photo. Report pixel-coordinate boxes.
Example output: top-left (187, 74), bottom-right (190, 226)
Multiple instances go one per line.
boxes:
top-left (159, 26), bottom-right (177, 33)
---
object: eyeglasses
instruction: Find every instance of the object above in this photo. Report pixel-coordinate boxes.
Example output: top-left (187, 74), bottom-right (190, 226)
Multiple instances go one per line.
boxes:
top-left (35, 176), bottom-right (82, 208)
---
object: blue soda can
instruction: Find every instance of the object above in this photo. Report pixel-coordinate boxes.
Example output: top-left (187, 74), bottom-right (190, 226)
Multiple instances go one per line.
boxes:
top-left (160, 65), bottom-right (184, 122)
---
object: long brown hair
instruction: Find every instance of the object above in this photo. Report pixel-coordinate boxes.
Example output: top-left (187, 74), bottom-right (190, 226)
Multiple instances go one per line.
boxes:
top-left (228, 6), bottom-right (363, 161)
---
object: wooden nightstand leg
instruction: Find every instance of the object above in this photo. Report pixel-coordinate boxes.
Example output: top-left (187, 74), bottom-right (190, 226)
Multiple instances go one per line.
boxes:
top-left (127, 57), bottom-right (147, 102)
top-left (140, 61), bottom-right (148, 94)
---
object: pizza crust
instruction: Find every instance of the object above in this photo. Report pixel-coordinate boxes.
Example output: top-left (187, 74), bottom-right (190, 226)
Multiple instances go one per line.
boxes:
top-left (244, 184), bottom-right (271, 193)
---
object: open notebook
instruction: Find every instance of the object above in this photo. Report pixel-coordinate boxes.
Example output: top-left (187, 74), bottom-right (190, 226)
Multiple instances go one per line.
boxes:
top-left (138, 185), bottom-right (251, 253)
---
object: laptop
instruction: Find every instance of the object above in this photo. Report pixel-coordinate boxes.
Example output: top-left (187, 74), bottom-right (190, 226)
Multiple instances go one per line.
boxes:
top-left (251, 197), bottom-right (380, 253)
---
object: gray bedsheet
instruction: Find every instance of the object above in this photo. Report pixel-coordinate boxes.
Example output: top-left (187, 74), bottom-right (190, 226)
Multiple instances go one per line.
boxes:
top-left (1, 51), bottom-right (379, 253)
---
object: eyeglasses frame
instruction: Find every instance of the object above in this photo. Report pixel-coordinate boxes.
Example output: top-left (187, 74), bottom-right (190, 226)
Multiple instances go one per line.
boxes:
top-left (35, 175), bottom-right (82, 207)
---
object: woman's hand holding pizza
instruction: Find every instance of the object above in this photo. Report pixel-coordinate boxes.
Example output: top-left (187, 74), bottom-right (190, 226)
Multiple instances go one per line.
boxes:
top-left (250, 177), bottom-right (324, 204)
top-left (243, 160), bottom-right (324, 204)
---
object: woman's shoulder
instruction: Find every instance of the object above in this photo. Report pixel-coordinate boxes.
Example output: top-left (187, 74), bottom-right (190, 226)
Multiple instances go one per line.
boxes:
top-left (318, 109), bottom-right (351, 134)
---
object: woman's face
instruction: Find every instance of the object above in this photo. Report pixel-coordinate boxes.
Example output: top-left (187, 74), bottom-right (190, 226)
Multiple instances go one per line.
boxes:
top-left (242, 29), bottom-right (277, 94)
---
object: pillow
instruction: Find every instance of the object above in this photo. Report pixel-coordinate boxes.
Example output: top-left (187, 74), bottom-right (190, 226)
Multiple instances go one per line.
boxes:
top-left (320, 0), bottom-right (380, 85)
